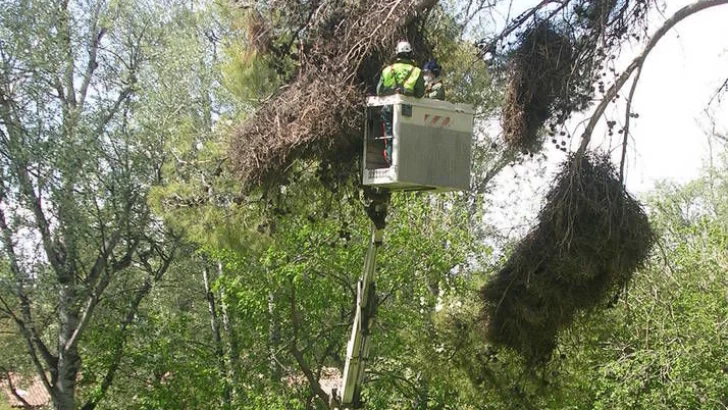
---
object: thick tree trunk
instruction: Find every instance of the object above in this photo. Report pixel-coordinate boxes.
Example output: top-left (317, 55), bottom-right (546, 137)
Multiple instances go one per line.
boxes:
top-left (54, 283), bottom-right (81, 410)
top-left (53, 350), bottom-right (80, 410)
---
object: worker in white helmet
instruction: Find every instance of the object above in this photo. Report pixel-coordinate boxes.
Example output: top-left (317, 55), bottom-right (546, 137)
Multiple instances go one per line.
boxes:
top-left (377, 41), bottom-right (425, 97)
top-left (376, 40), bottom-right (425, 164)
top-left (422, 59), bottom-right (445, 100)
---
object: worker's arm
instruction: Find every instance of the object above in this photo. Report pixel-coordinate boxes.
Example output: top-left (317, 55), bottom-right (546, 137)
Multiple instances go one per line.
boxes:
top-left (376, 73), bottom-right (385, 96)
top-left (430, 82), bottom-right (445, 100)
top-left (413, 73), bottom-right (425, 98)
top-left (376, 67), bottom-right (390, 96)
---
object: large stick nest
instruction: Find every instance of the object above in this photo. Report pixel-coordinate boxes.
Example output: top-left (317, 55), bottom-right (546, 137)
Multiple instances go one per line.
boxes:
top-left (230, 0), bottom-right (435, 189)
top-left (502, 22), bottom-right (574, 154)
top-left (480, 152), bottom-right (654, 362)
top-left (493, 0), bottom-right (655, 154)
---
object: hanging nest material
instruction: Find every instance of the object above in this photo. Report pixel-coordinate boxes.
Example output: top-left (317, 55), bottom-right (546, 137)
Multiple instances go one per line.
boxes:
top-left (501, 22), bottom-right (574, 154)
top-left (230, 0), bottom-right (435, 189)
top-left (480, 152), bottom-right (654, 362)
top-left (490, 1), bottom-right (654, 155)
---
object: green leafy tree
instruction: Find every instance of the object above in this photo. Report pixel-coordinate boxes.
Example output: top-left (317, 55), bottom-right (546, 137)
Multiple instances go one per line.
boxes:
top-left (0, 0), bottom-right (195, 408)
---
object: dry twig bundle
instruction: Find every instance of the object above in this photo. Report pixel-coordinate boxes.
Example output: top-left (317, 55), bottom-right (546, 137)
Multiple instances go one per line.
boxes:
top-left (480, 152), bottom-right (654, 362)
top-left (501, 22), bottom-right (574, 154)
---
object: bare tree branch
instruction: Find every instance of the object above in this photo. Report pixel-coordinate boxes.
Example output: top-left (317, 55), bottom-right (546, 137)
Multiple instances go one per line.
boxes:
top-left (288, 285), bottom-right (330, 406)
top-left (707, 76), bottom-right (728, 107)
top-left (0, 90), bottom-right (66, 275)
top-left (578, 0), bottom-right (728, 155)
top-left (58, 0), bottom-right (77, 108)
top-left (78, 3), bottom-right (106, 109)
top-left (1, 368), bottom-right (33, 409)
top-left (84, 191), bottom-right (140, 290)
top-left (0, 183), bottom-right (54, 393)
top-left (0, 294), bottom-right (15, 316)
top-left (93, 87), bottom-right (134, 139)
top-left (63, 245), bottom-right (132, 354)
top-left (476, 0), bottom-right (562, 56)
top-left (475, 150), bottom-right (515, 193)
top-left (461, 0), bottom-right (498, 34)
top-left (619, 63), bottom-right (643, 184)
top-left (79, 241), bottom-right (177, 410)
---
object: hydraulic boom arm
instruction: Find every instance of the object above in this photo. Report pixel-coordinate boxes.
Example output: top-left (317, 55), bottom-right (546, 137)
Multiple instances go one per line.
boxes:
top-left (334, 195), bottom-right (388, 409)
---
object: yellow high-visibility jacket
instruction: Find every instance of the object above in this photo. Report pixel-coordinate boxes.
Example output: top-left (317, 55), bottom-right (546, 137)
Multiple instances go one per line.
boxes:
top-left (376, 59), bottom-right (425, 98)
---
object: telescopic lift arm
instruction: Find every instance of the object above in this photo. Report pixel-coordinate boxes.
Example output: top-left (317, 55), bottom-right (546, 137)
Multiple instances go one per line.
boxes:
top-left (333, 193), bottom-right (388, 409)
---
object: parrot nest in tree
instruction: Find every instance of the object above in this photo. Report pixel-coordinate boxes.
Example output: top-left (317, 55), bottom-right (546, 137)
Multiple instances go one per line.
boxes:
top-left (230, 0), bottom-right (434, 189)
top-left (501, 22), bottom-right (574, 154)
top-left (480, 152), bottom-right (654, 363)
top-left (493, 0), bottom-right (656, 155)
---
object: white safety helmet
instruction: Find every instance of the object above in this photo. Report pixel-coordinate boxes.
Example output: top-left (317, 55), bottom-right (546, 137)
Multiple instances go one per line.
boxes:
top-left (396, 40), bottom-right (412, 55)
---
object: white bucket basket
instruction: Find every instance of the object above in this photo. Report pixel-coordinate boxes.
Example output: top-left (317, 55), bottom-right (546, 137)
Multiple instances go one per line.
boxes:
top-left (363, 95), bottom-right (474, 192)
